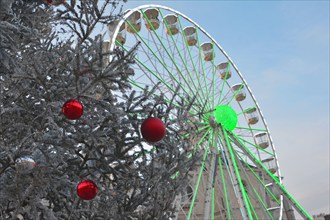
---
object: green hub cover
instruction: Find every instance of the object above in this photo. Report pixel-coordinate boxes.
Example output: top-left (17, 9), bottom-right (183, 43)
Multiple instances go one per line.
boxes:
top-left (214, 105), bottom-right (238, 131)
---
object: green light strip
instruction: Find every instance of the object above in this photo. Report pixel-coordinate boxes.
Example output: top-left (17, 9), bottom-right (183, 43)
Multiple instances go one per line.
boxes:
top-left (228, 83), bottom-right (244, 105)
top-left (187, 136), bottom-right (212, 220)
top-left (235, 126), bottom-right (267, 132)
top-left (127, 78), bottom-right (193, 111)
top-left (233, 135), bottom-right (274, 156)
top-left (124, 20), bottom-right (200, 113)
top-left (217, 62), bottom-right (230, 106)
top-left (212, 186), bottom-right (215, 220)
top-left (186, 126), bottom-right (211, 159)
top-left (246, 193), bottom-right (259, 220)
top-left (195, 28), bottom-right (212, 111)
top-left (237, 106), bottom-right (257, 116)
top-left (181, 124), bottom-right (210, 139)
top-left (235, 154), bottom-right (277, 219)
top-left (222, 126), bottom-right (254, 219)
top-left (177, 16), bottom-right (210, 111)
top-left (230, 132), bottom-right (313, 220)
top-left (211, 42), bottom-right (216, 109)
top-left (216, 145), bottom-right (232, 220)
top-left (154, 10), bottom-right (206, 109)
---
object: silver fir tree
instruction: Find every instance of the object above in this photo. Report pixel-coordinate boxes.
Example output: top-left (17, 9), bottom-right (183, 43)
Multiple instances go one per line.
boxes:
top-left (0, 1), bottom-right (199, 219)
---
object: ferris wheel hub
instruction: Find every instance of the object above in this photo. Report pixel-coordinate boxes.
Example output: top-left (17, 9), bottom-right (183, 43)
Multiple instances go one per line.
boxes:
top-left (214, 105), bottom-right (238, 131)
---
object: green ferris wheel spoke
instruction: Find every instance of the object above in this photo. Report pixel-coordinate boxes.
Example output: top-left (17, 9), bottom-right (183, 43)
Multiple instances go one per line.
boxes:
top-left (229, 132), bottom-right (313, 220)
top-left (221, 126), bottom-right (254, 219)
top-left (237, 106), bottom-right (257, 116)
top-left (124, 21), bottom-right (199, 108)
top-left (141, 12), bottom-right (198, 99)
top-left (211, 42), bottom-right (216, 110)
top-left (186, 126), bottom-right (212, 159)
top-left (217, 62), bottom-right (231, 106)
top-left (176, 16), bottom-right (211, 111)
top-left (216, 143), bottom-right (232, 220)
top-left (232, 135), bottom-right (274, 156)
top-left (187, 135), bottom-right (212, 220)
top-left (115, 39), bottom-right (201, 114)
top-left (235, 126), bottom-right (267, 132)
top-left (195, 28), bottom-right (212, 111)
top-left (228, 83), bottom-right (244, 106)
top-left (235, 152), bottom-right (276, 219)
top-left (127, 79), bottom-right (197, 113)
top-left (138, 11), bottom-right (208, 111)
top-left (212, 186), bottom-right (215, 220)
top-left (181, 124), bottom-right (210, 139)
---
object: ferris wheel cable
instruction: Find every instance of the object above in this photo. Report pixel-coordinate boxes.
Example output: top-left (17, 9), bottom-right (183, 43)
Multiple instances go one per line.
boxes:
top-left (176, 15), bottom-right (212, 109)
top-left (216, 145), bottom-right (232, 220)
top-left (235, 126), bottom-right (267, 132)
top-left (217, 133), bottom-right (250, 219)
top-left (194, 27), bottom-right (213, 111)
top-left (221, 126), bottom-right (254, 219)
top-left (117, 40), bottom-right (202, 114)
top-left (229, 132), bottom-right (313, 220)
top-left (237, 106), bottom-right (257, 116)
top-left (155, 10), bottom-right (207, 110)
top-left (235, 152), bottom-right (275, 220)
top-left (143, 11), bottom-right (208, 111)
top-left (126, 16), bottom-right (206, 112)
top-left (228, 135), bottom-right (275, 157)
top-left (124, 21), bottom-right (200, 108)
top-left (187, 136), bottom-right (212, 220)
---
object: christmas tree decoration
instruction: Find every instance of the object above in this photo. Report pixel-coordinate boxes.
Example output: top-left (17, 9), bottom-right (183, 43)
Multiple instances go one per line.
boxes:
top-left (62, 99), bottom-right (83, 120)
top-left (140, 117), bottom-right (166, 142)
top-left (15, 156), bottom-right (36, 173)
top-left (77, 180), bottom-right (98, 200)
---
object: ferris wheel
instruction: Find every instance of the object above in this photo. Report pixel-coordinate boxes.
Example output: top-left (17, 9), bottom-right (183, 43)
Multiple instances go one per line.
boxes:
top-left (106, 5), bottom-right (312, 220)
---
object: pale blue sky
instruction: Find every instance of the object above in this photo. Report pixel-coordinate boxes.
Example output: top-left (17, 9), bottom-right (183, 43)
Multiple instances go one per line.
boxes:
top-left (122, 0), bottom-right (330, 216)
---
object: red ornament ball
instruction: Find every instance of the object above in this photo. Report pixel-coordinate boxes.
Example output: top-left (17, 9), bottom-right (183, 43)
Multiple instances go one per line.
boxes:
top-left (140, 117), bottom-right (166, 142)
top-left (77, 180), bottom-right (98, 200)
top-left (62, 99), bottom-right (83, 120)
top-left (44, 0), bottom-right (65, 6)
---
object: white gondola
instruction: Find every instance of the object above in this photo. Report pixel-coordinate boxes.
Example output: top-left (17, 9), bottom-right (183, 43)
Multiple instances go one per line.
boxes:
top-left (231, 83), bottom-right (246, 101)
top-left (244, 107), bottom-right (259, 125)
top-left (163, 14), bottom-right (179, 35)
top-left (143, 8), bottom-right (160, 31)
top-left (107, 20), bottom-right (126, 45)
top-left (125, 10), bottom-right (141, 33)
top-left (216, 62), bottom-right (232, 80)
top-left (183, 26), bottom-right (197, 46)
top-left (200, 42), bottom-right (214, 61)
top-left (262, 157), bottom-right (277, 174)
top-left (254, 132), bottom-right (269, 149)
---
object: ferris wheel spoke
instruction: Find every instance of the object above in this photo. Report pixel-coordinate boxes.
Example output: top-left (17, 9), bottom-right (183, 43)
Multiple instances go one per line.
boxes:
top-left (219, 127), bottom-right (254, 219)
top-left (116, 40), bottom-right (204, 115)
top-left (235, 126), bottom-right (267, 132)
top-left (234, 150), bottom-right (276, 220)
top-left (139, 11), bottom-right (209, 111)
top-left (194, 28), bottom-right (213, 111)
top-left (124, 21), bottom-right (199, 105)
top-left (217, 62), bottom-right (231, 106)
top-left (215, 141), bottom-right (233, 220)
top-left (228, 131), bottom-right (313, 219)
top-left (186, 135), bottom-right (212, 219)
top-left (230, 134), bottom-right (275, 157)
top-left (176, 16), bottom-right (213, 111)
